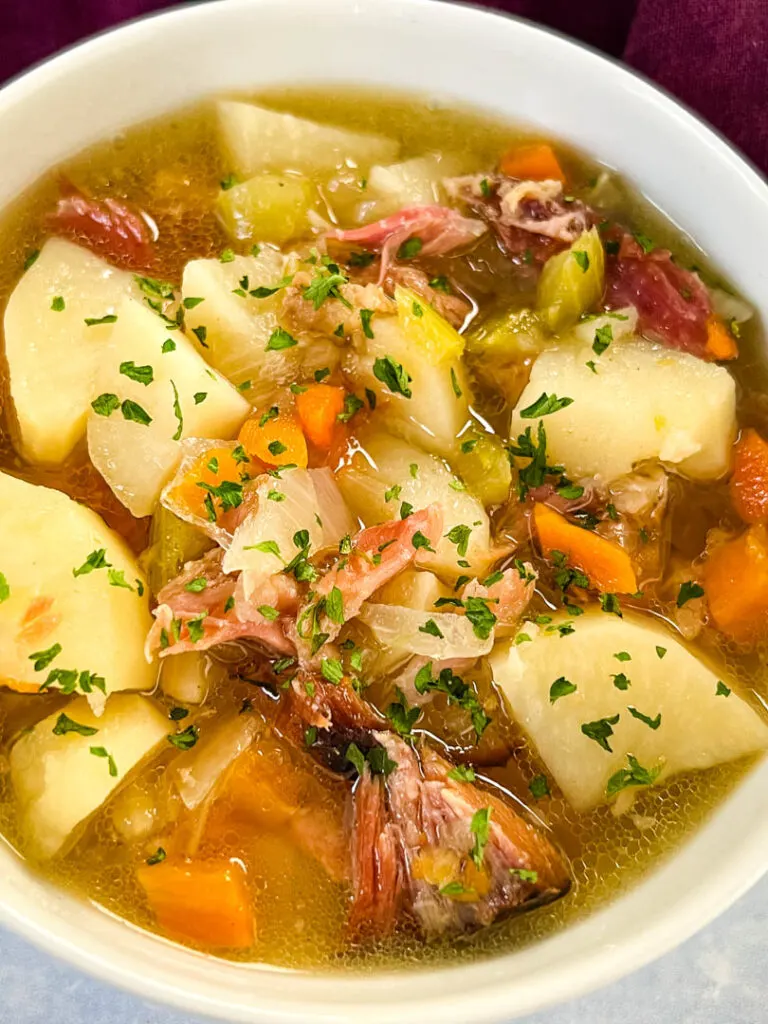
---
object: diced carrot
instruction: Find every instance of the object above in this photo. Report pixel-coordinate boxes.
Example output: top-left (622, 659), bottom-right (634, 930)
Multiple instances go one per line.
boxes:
top-left (136, 857), bottom-right (255, 949)
top-left (534, 503), bottom-right (638, 594)
top-left (730, 428), bottom-right (768, 523)
top-left (704, 314), bottom-right (739, 361)
top-left (499, 143), bottom-right (566, 184)
top-left (238, 409), bottom-right (308, 468)
top-left (294, 384), bottom-right (346, 449)
top-left (703, 524), bottom-right (768, 642)
top-left (165, 445), bottom-right (245, 522)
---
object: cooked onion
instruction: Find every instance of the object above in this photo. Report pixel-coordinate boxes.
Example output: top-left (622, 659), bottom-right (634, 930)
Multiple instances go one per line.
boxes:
top-left (359, 602), bottom-right (494, 660)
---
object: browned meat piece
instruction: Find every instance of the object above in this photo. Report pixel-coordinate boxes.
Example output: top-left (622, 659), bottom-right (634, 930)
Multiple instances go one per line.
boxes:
top-left (445, 174), bottom-right (589, 264)
top-left (350, 733), bottom-right (570, 937)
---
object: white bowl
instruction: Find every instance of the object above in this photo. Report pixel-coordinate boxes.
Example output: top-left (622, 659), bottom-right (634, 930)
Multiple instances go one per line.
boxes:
top-left (1, 1), bottom-right (767, 1021)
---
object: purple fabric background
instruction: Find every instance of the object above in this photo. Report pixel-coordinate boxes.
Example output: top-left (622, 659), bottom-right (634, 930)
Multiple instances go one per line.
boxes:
top-left (1, 0), bottom-right (767, 175)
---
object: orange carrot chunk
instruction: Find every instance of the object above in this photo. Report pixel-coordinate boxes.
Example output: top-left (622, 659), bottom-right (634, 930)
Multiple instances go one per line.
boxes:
top-left (730, 428), bottom-right (768, 523)
top-left (534, 503), bottom-right (638, 594)
top-left (704, 314), bottom-right (739, 361)
top-left (165, 445), bottom-right (247, 522)
top-left (137, 857), bottom-right (255, 949)
top-left (295, 384), bottom-right (346, 449)
top-left (703, 524), bottom-right (768, 642)
top-left (499, 143), bottom-right (566, 184)
top-left (238, 409), bottom-right (308, 468)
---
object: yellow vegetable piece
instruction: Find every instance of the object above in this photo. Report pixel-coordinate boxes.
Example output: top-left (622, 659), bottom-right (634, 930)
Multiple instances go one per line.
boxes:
top-left (217, 173), bottom-right (314, 246)
top-left (465, 307), bottom-right (546, 361)
top-left (452, 433), bottom-right (512, 507)
top-left (395, 285), bottom-right (465, 364)
top-left (536, 226), bottom-right (605, 333)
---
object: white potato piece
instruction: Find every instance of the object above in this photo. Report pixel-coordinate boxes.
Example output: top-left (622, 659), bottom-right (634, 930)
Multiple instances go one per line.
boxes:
top-left (87, 298), bottom-right (250, 517)
top-left (3, 238), bottom-right (140, 464)
top-left (0, 471), bottom-right (155, 696)
top-left (347, 316), bottom-right (472, 460)
top-left (358, 153), bottom-right (466, 221)
top-left (10, 694), bottom-right (168, 857)
top-left (359, 603), bottom-right (493, 661)
top-left (510, 339), bottom-right (737, 483)
top-left (218, 100), bottom-right (399, 178)
top-left (489, 609), bottom-right (768, 811)
top-left (336, 433), bottom-right (492, 578)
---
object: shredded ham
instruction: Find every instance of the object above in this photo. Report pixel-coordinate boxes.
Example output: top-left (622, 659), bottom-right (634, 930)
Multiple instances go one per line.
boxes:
top-left (325, 205), bottom-right (487, 281)
top-left (279, 271), bottom-right (395, 338)
top-left (350, 734), bottom-right (570, 937)
top-left (444, 174), bottom-right (588, 262)
top-left (48, 183), bottom-right (156, 271)
top-left (605, 234), bottom-right (712, 357)
top-left (460, 564), bottom-right (537, 630)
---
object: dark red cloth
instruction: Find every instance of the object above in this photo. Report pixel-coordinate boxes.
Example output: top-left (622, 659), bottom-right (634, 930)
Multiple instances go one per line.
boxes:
top-left (1, 0), bottom-right (766, 174)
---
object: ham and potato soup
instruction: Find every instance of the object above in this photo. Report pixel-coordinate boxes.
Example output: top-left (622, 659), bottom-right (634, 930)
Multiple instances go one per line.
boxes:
top-left (0, 89), bottom-right (766, 969)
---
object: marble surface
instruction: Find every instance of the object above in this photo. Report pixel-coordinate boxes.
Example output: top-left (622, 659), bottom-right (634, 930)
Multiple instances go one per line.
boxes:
top-left (1, 872), bottom-right (766, 1024)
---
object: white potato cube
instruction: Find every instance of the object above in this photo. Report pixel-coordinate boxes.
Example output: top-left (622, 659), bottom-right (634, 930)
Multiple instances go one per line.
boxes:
top-left (490, 609), bottom-right (768, 811)
top-left (510, 340), bottom-right (737, 483)
top-left (87, 298), bottom-right (250, 516)
top-left (3, 238), bottom-right (140, 463)
top-left (218, 100), bottom-right (399, 178)
top-left (10, 694), bottom-right (167, 857)
top-left (0, 471), bottom-right (155, 696)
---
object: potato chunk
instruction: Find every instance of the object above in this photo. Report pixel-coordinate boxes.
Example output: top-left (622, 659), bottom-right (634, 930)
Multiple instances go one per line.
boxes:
top-left (489, 609), bottom-right (768, 811)
top-left (3, 238), bottom-right (140, 463)
top-left (217, 100), bottom-right (398, 178)
top-left (87, 298), bottom-right (250, 516)
top-left (10, 694), bottom-right (167, 857)
top-left (510, 339), bottom-right (736, 483)
top-left (0, 470), bottom-right (155, 696)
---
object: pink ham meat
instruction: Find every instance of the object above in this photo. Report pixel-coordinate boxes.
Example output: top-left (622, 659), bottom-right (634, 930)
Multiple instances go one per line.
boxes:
top-left (350, 734), bottom-right (570, 937)
top-left (605, 234), bottom-right (713, 357)
top-left (326, 205), bottom-right (486, 281)
top-left (48, 184), bottom-right (156, 271)
top-left (294, 505), bottom-right (444, 656)
top-left (460, 565), bottom-right (536, 629)
top-left (444, 174), bottom-right (589, 264)
top-left (146, 549), bottom-right (296, 659)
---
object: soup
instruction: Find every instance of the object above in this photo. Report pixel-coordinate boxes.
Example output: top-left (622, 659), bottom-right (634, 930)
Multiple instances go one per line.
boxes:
top-left (0, 89), bottom-right (766, 972)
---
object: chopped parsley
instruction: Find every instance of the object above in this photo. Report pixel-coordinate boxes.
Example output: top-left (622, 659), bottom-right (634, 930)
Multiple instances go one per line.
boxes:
top-left (51, 295), bottom-right (65, 312)
top-left (170, 380), bottom-right (183, 440)
top-left (469, 807), bottom-right (491, 868)
top-left (302, 266), bottom-right (350, 309)
top-left (184, 577), bottom-right (207, 594)
top-left (0, 573), bottom-right (9, 603)
top-left (325, 586), bottom-right (345, 625)
top-left (447, 764), bottom-right (476, 782)
top-left (193, 392), bottom-right (207, 405)
top-left (84, 314), bottom-right (118, 327)
top-left (337, 393), bottom-right (364, 423)
top-left (73, 549), bottom-right (111, 577)
top-left (29, 643), bottom-right (62, 672)
top-left (121, 399), bottom-right (152, 426)
top-left (89, 746), bottom-right (118, 777)
top-left (572, 250), bottom-right (590, 272)
top-left (183, 296), bottom-right (205, 309)
top-left (145, 847), bottom-right (166, 865)
top-left (429, 276), bottom-right (452, 293)
top-left (52, 713), bottom-right (97, 737)
top-left (593, 324), bottom-right (613, 355)
top-left (411, 531), bottom-right (435, 552)
top-left (581, 714), bottom-right (620, 752)
top-left (386, 687), bottom-right (422, 737)
top-left (445, 524), bottom-right (472, 558)
top-left (450, 367), bottom-right (462, 398)
top-left (464, 596), bottom-right (497, 640)
top-left (628, 705), bottom-right (661, 730)
top-left (373, 355), bottom-right (413, 398)
top-left (529, 774), bottom-right (550, 799)
top-left (599, 593), bottom-right (623, 617)
top-left (549, 676), bottom-right (577, 703)
top-left (612, 672), bottom-right (631, 691)
top-left (167, 724), bottom-right (199, 750)
top-left (677, 580), bottom-right (704, 607)
top-left (162, 338), bottom-right (176, 353)
top-left (606, 754), bottom-right (661, 797)
top-left (716, 680), bottom-right (731, 697)
top-left (119, 360), bottom-right (154, 386)
top-left (360, 308), bottom-right (375, 339)
top-left (519, 392), bottom-right (574, 419)
top-left (419, 618), bottom-right (444, 638)
top-left (396, 237), bottom-right (423, 260)
top-left (656, 646), bottom-right (667, 659)
top-left (265, 327), bottom-right (298, 351)
top-left (91, 393), bottom-right (120, 417)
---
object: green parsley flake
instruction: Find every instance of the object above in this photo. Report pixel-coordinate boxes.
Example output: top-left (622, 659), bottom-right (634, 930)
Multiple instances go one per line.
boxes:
top-left (677, 581), bottom-right (704, 607)
top-left (51, 295), bottom-right (65, 312)
top-left (549, 676), bottom-right (577, 703)
top-left (628, 705), bottom-right (661, 730)
top-left (373, 355), bottom-right (413, 398)
top-left (606, 754), bottom-right (661, 797)
top-left (593, 324), bottom-right (613, 355)
top-left (397, 237), bottom-right (423, 260)
top-left (572, 250), bottom-right (590, 272)
top-left (360, 308), bottom-right (375, 338)
top-left (84, 314), bottom-right (118, 327)
top-left (53, 713), bottom-right (98, 737)
top-left (168, 724), bottom-right (199, 750)
top-left (90, 745), bottom-right (118, 777)
top-left (519, 392), bottom-right (574, 418)
top-left (469, 807), bottom-right (491, 868)
top-left (581, 714), bottom-right (620, 752)
top-left (716, 680), bottom-right (732, 697)
top-left (119, 360), bottom-right (154, 386)
top-left (170, 380), bottom-right (183, 440)
top-left (91, 393), bottom-right (120, 417)
top-left (266, 327), bottom-right (298, 351)
top-left (121, 399), bottom-right (152, 426)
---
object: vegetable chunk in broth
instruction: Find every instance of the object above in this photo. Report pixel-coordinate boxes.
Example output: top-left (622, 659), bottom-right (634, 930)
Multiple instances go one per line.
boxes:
top-left (0, 87), bottom-right (767, 972)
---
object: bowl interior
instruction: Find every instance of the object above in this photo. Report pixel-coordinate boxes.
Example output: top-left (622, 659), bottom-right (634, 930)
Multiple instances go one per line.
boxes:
top-left (1, 1), bottom-right (767, 1021)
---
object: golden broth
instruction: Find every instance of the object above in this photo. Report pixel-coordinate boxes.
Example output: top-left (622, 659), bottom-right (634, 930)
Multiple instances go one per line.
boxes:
top-left (0, 88), bottom-right (765, 971)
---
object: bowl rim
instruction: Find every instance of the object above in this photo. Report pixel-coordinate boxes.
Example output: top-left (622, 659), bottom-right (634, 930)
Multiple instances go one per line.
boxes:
top-left (0, 1), bottom-right (767, 1022)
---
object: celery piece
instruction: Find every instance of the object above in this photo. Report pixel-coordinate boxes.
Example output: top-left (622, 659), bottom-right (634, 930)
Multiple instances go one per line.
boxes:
top-left (216, 173), bottom-right (313, 246)
top-left (141, 504), bottom-right (212, 596)
top-left (394, 285), bottom-right (465, 365)
top-left (536, 226), bottom-right (605, 333)
top-left (453, 434), bottom-right (512, 507)
top-left (465, 307), bottom-right (546, 361)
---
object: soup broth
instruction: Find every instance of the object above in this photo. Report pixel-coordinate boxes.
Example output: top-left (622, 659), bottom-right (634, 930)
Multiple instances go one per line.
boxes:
top-left (0, 88), bottom-right (765, 971)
